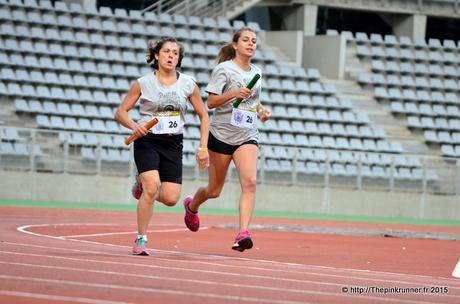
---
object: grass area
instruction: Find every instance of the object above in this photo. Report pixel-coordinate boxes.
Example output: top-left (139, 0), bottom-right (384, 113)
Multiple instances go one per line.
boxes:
top-left (1, 199), bottom-right (459, 227)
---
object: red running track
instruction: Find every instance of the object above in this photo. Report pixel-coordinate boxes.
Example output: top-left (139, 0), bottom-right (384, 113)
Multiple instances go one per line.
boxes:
top-left (0, 206), bottom-right (459, 304)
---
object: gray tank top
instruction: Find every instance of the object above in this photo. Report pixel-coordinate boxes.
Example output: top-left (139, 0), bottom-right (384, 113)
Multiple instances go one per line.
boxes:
top-left (137, 72), bottom-right (196, 135)
top-left (205, 60), bottom-right (262, 145)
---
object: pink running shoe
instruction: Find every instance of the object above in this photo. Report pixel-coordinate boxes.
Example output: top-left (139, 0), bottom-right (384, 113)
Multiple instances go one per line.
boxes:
top-left (132, 237), bottom-right (149, 256)
top-left (183, 196), bottom-right (200, 232)
top-left (132, 174), bottom-right (142, 200)
top-left (232, 230), bottom-right (253, 252)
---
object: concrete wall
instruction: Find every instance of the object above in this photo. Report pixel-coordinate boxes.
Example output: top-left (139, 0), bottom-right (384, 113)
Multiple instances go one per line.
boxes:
top-left (265, 31), bottom-right (304, 65)
top-left (1, 170), bottom-right (459, 220)
top-left (303, 35), bottom-right (346, 79)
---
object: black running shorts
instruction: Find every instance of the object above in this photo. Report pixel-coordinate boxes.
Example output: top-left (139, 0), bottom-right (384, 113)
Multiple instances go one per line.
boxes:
top-left (134, 133), bottom-right (183, 184)
top-left (208, 132), bottom-right (258, 155)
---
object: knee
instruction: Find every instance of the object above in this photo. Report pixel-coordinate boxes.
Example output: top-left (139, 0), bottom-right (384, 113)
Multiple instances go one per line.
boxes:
top-left (162, 200), bottom-right (178, 207)
top-left (159, 193), bottom-right (180, 207)
top-left (241, 177), bottom-right (257, 193)
top-left (142, 183), bottom-right (161, 201)
top-left (207, 187), bottom-right (222, 199)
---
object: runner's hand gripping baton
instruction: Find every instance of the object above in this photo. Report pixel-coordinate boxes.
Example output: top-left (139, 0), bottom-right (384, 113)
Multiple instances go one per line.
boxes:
top-left (232, 73), bottom-right (261, 108)
top-left (124, 118), bottom-right (159, 145)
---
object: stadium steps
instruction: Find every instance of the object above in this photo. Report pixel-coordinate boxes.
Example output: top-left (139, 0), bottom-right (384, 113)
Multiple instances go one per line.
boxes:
top-left (0, 115), bottom-right (22, 128)
top-left (344, 45), bottom-right (370, 79)
top-left (0, 98), bottom-right (22, 127)
top-left (344, 48), bottom-right (363, 77)
top-left (340, 44), bottom-right (433, 155)
top-left (329, 79), bottom-right (430, 155)
top-left (262, 45), bottom-right (298, 67)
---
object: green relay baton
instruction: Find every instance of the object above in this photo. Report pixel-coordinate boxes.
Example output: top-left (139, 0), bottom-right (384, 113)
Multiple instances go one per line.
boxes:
top-left (232, 73), bottom-right (261, 108)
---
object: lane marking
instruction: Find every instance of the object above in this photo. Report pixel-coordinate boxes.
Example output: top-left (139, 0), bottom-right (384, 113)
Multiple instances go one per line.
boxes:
top-left (0, 258), bottom-right (460, 303)
top-left (0, 290), bottom-right (129, 304)
top-left (0, 258), bottom-right (456, 303)
top-left (0, 260), bottom-right (365, 299)
top-left (66, 227), bottom-right (206, 238)
top-left (0, 274), bottom-right (310, 304)
top-left (16, 223), bottom-right (460, 283)
top-left (2, 246), bottom-right (459, 291)
top-left (16, 223), bottom-right (208, 238)
top-left (452, 259), bottom-right (460, 278)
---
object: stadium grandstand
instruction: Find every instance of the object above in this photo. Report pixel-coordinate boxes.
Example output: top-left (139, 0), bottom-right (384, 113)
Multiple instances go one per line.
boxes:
top-left (0, 0), bottom-right (459, 220)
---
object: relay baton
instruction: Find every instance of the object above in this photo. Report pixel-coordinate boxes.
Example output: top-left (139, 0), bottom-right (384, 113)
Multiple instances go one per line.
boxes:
top-left (124, 118), bottom-right (159, 145)
top-left (232, 73), bottom-right (261, 108)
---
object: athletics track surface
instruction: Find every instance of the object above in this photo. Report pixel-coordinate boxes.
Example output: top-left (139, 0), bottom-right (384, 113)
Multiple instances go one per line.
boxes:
top-left (0, 201), bottom-right (459, 303)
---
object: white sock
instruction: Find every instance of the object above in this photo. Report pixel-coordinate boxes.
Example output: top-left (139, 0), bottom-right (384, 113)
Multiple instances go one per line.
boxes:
top-left (137, 234), bottom-right (147, 241)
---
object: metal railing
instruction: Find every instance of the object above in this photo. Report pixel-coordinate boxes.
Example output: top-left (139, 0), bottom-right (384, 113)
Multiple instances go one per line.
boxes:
top-left (1, 126), bottom-right (459, 195)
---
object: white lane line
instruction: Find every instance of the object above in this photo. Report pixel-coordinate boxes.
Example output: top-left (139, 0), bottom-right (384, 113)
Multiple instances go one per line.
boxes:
top-left (19, 223), bottom-right (121, 227)
top-left (0, 258), bottom-right (455, 304)
top-left (0, 274), bottom-right (310, 304)
top-left (17, 223), bottom-right (207, 238)
top-left (0, 290), bottom-right (129, 304)
top-left (12, 222), bottom-right (208, 238)
top-left (0, 250), bottom-right (348, 285)
top-left (16, 224), bottom-right (460, 284)
top-left (0, 260), bottom-right (350, 299)
top-left (452, 259), bottom-right (460, 278)
top-left (2, 248), bottom-right (459, 300)
top-left (65, 228), bottom-right (208, 238)
top-left (0, 262), bottom-right (438, 304)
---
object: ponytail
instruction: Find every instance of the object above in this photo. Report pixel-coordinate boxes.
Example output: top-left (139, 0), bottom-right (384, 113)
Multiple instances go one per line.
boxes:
top-left (216, 43), bottom-right (235, 63)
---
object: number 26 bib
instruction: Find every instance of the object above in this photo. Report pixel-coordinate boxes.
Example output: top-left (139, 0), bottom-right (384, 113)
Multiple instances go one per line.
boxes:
top-left (230, 108), bottom-right (256, 129)
top-left (151, 111), bottom-right (182, 134)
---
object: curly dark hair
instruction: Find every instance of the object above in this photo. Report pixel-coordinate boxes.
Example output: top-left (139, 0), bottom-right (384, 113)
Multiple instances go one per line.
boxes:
top-left (145, 36), bottom-right (184, 70)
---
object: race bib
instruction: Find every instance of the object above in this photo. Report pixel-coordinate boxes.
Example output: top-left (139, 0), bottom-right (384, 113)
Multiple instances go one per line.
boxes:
top-left (230, 108), bottom-right (256, 129)
top-left (151, 111), bottom-right (182, 134)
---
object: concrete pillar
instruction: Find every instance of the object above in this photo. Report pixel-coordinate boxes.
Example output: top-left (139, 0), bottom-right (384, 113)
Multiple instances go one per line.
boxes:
top-left (298, 4), bottom-right (318, 36)
top-left (392, 14), bottom-right (427, 41)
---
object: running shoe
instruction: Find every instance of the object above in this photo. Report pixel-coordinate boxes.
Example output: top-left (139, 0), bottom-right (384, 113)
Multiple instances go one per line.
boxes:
top-left (232, 230), bottom-right (253, 252)
top-left (183, 195), bottom-right (200, 232)
top-left (132, 174), bottom-right (142, 200)
top-left (132, 237), bottom-right (149, 256)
